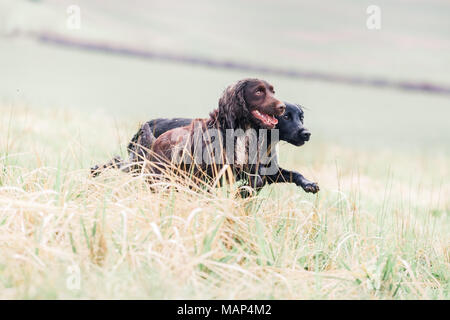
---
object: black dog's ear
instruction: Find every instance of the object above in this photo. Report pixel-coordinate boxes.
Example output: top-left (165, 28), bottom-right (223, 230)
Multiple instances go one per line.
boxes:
top-left (295, 104), bottom-right (306, 118)
top-left (218, 80), bottom-right (249, 128)
top-left (295, 103), bottom-right (304, 112)
top-left (296, 104), bottom-right (312, 113)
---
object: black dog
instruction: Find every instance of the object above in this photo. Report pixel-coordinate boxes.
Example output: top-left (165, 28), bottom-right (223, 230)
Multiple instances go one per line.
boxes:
top-left (260, 103), bottom-right (319, 193)
top-left (92, 102), bottom-right (319, 194)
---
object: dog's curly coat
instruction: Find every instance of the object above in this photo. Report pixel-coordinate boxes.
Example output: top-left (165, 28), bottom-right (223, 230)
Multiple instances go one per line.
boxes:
top-left (146, 78), bottom-right (285, 188)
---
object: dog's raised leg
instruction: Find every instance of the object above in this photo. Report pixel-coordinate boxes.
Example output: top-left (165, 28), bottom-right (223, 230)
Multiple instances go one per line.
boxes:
top-left (265, 168), bottom-right (319, 193)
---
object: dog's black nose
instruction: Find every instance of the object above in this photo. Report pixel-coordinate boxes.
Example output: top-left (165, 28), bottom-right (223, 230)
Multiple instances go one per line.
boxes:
top-left (300, 130), bottom-right (311, 141)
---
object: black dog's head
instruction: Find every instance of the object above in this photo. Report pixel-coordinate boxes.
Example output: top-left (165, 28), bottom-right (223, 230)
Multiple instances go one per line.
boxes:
top-left (277, 102), bottom-right (311, 146)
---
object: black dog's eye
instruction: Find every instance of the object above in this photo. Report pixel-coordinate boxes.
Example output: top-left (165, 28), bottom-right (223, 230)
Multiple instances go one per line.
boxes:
top-left (283, 114), bottom-right (290, 120)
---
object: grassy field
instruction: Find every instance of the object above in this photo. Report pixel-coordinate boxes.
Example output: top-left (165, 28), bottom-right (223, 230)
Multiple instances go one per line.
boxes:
top-left (0, 104), bottom-right (448, 299)
top-left (0, 0), bottom-right (449, 300)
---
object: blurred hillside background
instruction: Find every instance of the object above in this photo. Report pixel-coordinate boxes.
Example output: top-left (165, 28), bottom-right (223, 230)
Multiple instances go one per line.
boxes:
top-left (1, 0), bottom-right (449, 151)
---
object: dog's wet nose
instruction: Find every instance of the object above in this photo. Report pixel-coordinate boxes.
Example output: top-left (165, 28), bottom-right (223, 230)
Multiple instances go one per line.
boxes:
top-left (276, 103), bottom-right (286, 115)
top-left (300, 129), bottom-right (311, 141)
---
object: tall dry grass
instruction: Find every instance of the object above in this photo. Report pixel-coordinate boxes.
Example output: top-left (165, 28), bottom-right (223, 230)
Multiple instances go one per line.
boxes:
top-left (0, 105), bottom-right (448, 299)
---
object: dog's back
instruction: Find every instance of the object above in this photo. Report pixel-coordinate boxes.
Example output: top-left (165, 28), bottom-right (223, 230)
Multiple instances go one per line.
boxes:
top-left (146, 118), bottom-right (192, 139)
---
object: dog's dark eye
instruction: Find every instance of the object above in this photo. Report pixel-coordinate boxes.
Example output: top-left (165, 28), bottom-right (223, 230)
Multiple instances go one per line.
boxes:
top-left (255, 86), bottom-right (265, 95)
top-left (283, 114), bottom-right (290, 120)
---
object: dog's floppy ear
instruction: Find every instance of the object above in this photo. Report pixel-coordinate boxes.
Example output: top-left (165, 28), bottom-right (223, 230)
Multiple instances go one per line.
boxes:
top-left (295, 103), bottom-right (304, 112)
top-left (295, 104), bottom-right (306, 119)
top-left (296, 103), bottom-right (310, 115)
top-left (218, 79), bottom-right (249, 129)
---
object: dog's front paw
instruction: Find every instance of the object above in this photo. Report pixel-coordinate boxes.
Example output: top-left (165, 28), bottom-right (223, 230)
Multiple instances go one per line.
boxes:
top-left (301, 181), bottom-right (320, 193)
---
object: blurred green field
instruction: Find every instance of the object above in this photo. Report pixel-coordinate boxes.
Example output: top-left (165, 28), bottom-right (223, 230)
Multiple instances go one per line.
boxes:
top-left (0, 0), bottom-right (449, 300)
top-left (2, 38), bottom-right (450, 154)
top-left (1, 0), bottom-right (450, 151)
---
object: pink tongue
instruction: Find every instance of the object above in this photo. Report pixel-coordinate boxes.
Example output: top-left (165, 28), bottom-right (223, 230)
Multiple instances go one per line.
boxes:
top-left (264, 114), bottom-right (277, 126)
top-left (252, 111), bottom-right (278, 126)
top-left (270, 117), bottom-right (278, 125)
